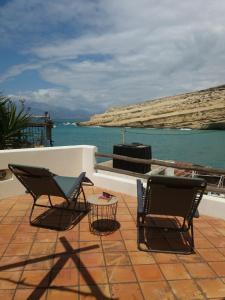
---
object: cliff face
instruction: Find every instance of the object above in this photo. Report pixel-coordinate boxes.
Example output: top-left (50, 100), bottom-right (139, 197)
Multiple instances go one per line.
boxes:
top-left (79, 85), bottom-right (225, 129)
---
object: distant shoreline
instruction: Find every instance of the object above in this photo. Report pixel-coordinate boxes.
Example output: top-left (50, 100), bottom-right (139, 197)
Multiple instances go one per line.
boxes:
top-left (76, 122), bottom-right (225, 130)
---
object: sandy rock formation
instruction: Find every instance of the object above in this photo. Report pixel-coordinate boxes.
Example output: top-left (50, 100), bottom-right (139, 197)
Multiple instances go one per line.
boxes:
top-left (79, 85), bottom-right (225, 129)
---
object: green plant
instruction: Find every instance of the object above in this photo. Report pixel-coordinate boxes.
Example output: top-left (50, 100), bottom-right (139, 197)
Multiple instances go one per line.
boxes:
top-left (0, 94), bottom-right (31, 149)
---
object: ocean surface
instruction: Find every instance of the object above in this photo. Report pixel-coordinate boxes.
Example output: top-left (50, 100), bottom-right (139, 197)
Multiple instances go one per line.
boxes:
top-left (52, 120), bottom-right (225, 169)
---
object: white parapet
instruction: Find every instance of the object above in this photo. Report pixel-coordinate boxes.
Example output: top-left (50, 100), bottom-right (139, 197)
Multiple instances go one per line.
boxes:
top-left (0, 145), bottom-right (96, 199)
top-left (199, 194), bottom-right (225, 220)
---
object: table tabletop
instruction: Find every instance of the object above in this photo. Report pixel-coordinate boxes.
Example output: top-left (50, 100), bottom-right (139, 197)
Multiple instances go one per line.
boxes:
top-left (87, 194), bottom-right (118, 206)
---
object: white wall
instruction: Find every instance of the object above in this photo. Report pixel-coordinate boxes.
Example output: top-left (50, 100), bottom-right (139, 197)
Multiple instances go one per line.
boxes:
top-left (199, 194), bottom-right (225, 220)
top-left (0, 145), bottom-right (96, 199)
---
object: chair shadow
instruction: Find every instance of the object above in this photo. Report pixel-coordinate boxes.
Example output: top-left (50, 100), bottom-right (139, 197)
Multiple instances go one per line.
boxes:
top-left (138, 216), bottom-right (193, 254)
top-left (31, 201), bottom-right (88, 230)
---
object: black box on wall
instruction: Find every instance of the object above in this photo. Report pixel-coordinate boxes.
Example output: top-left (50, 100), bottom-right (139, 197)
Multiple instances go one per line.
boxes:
top-left (113, 143), bottom-right (151, 174)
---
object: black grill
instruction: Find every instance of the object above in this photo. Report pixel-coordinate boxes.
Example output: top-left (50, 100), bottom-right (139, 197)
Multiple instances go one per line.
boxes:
top-left (113, 143), bottom-right (151, 174)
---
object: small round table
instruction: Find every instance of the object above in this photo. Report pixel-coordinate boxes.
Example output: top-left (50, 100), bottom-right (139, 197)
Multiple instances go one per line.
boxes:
top-left (87, 194), bottom-right (118, 235)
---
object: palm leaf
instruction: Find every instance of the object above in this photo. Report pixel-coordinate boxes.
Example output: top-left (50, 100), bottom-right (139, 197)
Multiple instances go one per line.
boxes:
top-left (0, 94), bottom-right (31, 149)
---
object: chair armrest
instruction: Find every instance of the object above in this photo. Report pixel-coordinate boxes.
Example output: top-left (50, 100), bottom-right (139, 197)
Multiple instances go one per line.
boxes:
top-left (82, 176), bottom-right (94, 186)
top-left (137, 179), bottom-right (144, 214)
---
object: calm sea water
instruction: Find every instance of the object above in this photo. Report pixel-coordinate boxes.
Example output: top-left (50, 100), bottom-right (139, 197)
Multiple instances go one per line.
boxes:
top-left (52, 121), bottom-right (225, 169)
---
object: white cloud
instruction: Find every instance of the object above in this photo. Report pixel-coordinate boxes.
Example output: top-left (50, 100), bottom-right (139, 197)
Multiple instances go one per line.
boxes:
top-left (0, 62), bottom-right (41, 83)
top-left (1, 0), bottom-right (225, 112)
top-left (9, 88), bottom-right (105, 112)
top-left (0, 0), bottom-right (108, 46)
top-left (9, 89), bottom-right (63, 104)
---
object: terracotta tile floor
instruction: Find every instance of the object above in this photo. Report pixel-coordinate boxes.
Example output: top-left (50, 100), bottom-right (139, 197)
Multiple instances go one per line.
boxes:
top-left (0, 186), bottom-right (225, 299)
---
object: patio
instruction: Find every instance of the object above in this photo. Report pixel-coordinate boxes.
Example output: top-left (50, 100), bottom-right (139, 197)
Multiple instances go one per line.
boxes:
top-left (0, 185), bottom-right (225, 299)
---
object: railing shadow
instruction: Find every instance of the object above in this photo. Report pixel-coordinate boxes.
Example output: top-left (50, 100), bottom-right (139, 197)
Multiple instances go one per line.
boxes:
top-left (0, 237), bottom-right (117, 299)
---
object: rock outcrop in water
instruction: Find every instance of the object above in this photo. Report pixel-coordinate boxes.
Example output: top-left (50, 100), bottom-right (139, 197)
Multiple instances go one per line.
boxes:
top-left (79, 85), bottom-right (225, 129)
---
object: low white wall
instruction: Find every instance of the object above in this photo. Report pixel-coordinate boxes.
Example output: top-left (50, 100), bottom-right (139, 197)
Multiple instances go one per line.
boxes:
top-left (0, 145), bottom-right (96, 199)
top-left (93, 172), bottom-right (138, 195)
top-left (199, 194), bottom-right (225, 220)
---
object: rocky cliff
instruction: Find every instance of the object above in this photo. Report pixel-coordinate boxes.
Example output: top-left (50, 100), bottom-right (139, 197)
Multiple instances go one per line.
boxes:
top-left (79, 85), bottom-right (225, 129)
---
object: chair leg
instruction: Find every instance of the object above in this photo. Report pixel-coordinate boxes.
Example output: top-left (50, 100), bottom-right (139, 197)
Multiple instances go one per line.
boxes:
top-left (29, 196), bottom-right (38, 225)
top-left (136, 213), bottom-right (140, 227)
top-left (190, 221), bottom-right (195, 250)
top-left (136, 212), bottom-right (144, 227)
top-left (137, 225), bottom-right (148, 251)
top-left (81, 186), bottom-right (87, 211)
top-left (71, 186), bottom-right (88, 212)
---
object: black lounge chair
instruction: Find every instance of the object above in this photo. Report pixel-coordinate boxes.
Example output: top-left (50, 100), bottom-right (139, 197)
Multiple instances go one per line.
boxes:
top-left (8, 164), bottom-right (90, 229)
top-left (137, 175), bottom-right (207, 254)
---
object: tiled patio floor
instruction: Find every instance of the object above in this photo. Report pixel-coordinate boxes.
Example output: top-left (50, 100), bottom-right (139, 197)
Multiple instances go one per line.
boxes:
top-left (0, 186), bottom-right (225, 299)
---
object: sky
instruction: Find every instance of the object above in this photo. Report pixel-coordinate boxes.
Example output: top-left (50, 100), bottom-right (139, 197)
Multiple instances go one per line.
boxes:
top-left (1, 0), bottom-right (225, 116)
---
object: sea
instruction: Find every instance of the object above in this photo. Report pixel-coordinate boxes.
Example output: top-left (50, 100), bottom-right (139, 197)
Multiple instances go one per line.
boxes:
top-left (52, 120), bottom-right (225, 169)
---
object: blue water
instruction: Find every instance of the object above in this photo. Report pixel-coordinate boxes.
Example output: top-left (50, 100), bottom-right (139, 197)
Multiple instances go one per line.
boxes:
top-left (52, 121), bottom-right (225, 169)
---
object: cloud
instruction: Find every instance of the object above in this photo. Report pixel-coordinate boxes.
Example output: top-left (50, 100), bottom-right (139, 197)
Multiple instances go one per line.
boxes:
top-left (0, 62), bottom-right (41, 82)
top-left (1, 0), bottom-right (225, 113)
top-left (8, 88), bottom-right (105, 112)
top-left (0, 0), bottom-right (110, 48)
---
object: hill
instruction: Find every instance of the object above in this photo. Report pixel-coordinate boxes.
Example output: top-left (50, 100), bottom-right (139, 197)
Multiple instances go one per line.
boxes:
top-left (78, 85), bottom-right (225, 129)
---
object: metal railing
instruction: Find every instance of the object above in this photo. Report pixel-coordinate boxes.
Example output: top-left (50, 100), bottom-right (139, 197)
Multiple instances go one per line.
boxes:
top-left (95, 152), bottom-right (225, 194)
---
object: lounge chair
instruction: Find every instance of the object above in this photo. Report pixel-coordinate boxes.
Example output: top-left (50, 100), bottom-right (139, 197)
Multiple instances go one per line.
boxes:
top-left (137, 175), bottom-right (207, 254)
top-left (8, 164), bottom-right (90, 228)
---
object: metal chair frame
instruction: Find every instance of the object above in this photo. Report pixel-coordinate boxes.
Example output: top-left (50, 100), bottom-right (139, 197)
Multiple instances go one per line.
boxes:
top-left (137, 175), bottom-right (207, 254)
top-left (9, 164), bottom-right (89, 228)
